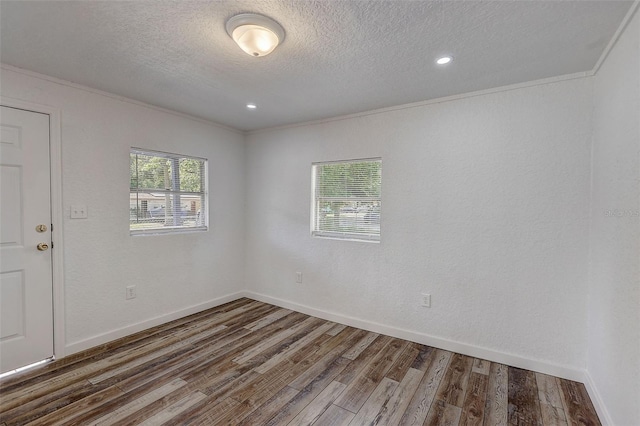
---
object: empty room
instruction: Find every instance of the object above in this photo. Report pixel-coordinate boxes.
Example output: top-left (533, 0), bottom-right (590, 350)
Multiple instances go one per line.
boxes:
top-left (0, 1), bottom-right (638, 425)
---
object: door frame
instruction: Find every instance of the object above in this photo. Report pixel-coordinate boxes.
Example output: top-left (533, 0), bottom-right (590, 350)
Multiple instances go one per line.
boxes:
top-left (1, 96), bottom-right (66, 360)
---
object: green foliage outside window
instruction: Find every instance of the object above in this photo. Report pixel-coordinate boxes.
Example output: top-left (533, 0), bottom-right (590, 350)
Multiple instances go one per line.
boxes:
top-left (130, 154), bottom-right (202, 193)
top-left (130, 149), bottom-right (207, 234)
top-left (315, 161), bottom-right (381, 198)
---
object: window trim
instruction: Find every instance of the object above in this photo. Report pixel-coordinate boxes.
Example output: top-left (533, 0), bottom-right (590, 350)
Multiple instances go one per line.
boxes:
top-left (130, 147), bottom-right (208, 236)
top-left (311, 157), bottom-right (382, 243)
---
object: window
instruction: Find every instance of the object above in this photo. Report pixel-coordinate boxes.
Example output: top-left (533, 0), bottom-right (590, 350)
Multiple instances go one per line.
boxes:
top-left (312, 158), bottom-right (382, 241)
top-left (130, 148), bottom-right (207, 235)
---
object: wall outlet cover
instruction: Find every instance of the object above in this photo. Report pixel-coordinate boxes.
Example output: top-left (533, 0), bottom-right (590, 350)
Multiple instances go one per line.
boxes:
top-left (421, 293), bottom-right (431, 307)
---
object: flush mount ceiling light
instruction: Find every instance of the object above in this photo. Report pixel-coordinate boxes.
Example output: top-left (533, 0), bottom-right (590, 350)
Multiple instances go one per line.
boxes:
top-left (226, 13), bottom-right (285, 57)
top-left (246, 103), bottom-right (257, 109)
top-left (436, 56), bottom-right (453, 65)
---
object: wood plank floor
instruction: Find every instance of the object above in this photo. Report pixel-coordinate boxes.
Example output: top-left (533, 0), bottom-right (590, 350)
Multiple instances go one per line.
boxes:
top-left (0, 298), bottom-right (601, 426)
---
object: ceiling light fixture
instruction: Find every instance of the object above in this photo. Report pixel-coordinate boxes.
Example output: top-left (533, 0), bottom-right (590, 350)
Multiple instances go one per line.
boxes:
top-left (436, 56), bottom-right (453, 65)
top-left (246, 103), bottom-right (257, 109)
top-left (226, 13), bottom-right (285, 57)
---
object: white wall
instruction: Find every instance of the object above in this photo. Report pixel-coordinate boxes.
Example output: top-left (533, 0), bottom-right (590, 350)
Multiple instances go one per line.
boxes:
top-left (245, 77), bottom-right (593, 374)
top-left (588, 8), bottom-right (640, 426)
top-left (0, 67), bottom-right (246, 352)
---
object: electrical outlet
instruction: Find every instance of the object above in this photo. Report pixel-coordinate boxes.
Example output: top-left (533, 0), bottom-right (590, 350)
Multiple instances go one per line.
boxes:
top-left (296, 272), bottom-right (303, 284)
top-left (126, 285), bottom-right (137, 300)
top-left (421, 293), bottom-right (431, 308)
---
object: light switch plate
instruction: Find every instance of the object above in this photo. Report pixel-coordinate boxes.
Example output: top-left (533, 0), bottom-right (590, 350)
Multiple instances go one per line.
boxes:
top-left (70, 205), bottom-right (88, 219)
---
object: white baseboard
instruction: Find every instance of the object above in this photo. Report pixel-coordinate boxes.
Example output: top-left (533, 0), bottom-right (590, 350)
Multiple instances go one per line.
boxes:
top-left (64, 289), bottom-right (609, 423)
top-left (583, 371), bottom-right (614, 426)
top-left (64, 292), bottom-right (245, 355)
top-left (242, 291), bottom-right (586, 382)
top-left (65, 289), bottom-right (588, 384)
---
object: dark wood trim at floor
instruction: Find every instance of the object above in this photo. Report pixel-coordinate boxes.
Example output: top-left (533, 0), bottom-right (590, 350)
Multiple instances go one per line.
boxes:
top-left (0, 298), bottom-right (600, 425)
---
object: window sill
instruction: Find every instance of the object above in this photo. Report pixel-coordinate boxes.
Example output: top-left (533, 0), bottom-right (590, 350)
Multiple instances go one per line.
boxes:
top-left (312, 232), bottom-right (380, 243)
top-left (130, 226), bottom-right (208, 236)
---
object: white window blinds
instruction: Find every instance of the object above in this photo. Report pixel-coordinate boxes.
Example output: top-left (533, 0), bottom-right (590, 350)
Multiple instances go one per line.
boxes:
top-left (312, 158), bottom-right (382, 241)
top-left (130, 148), bottom-right (207, 235)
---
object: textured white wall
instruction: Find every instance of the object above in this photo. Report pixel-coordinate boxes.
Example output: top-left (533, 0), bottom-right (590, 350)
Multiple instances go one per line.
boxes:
top-left (245, 78), bottom-right (593, 370)
top-left (588, 9), bottom-right (640, 426)
top-left (0, 68), bottom-right (246, 349)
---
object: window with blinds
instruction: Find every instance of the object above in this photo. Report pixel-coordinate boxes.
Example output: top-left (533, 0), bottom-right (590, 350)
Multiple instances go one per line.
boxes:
top-left (130, 148), bottom-right (207, 235)
top-left (312, 158), bottom-right (382, 241)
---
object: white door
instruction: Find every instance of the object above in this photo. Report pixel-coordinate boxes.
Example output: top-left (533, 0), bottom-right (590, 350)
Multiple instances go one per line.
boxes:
top-left (0, 105), bottom-right (54, 373)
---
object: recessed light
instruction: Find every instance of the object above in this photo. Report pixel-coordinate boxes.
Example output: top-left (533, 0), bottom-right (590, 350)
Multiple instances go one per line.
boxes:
top-left (436, 56), bottom-right (452, 65)
top-left (246, 103), bottom-right (257, 109)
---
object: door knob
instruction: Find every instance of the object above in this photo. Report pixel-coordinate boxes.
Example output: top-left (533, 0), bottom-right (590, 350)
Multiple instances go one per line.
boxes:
top-left (37, 243), bottom-right (49, 251)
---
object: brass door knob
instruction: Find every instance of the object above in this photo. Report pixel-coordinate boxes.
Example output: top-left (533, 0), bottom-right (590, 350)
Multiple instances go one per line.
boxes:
top-left (37, 243), bottom-right (49, 251)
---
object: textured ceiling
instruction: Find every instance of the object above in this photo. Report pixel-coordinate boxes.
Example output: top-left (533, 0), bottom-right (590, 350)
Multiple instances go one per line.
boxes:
top-left (0, 1), bottom-right (634, 131)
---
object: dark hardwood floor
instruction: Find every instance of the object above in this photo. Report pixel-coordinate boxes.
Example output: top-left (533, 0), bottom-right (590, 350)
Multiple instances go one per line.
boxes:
top-left (0, 298), bottom-right (600, 425)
